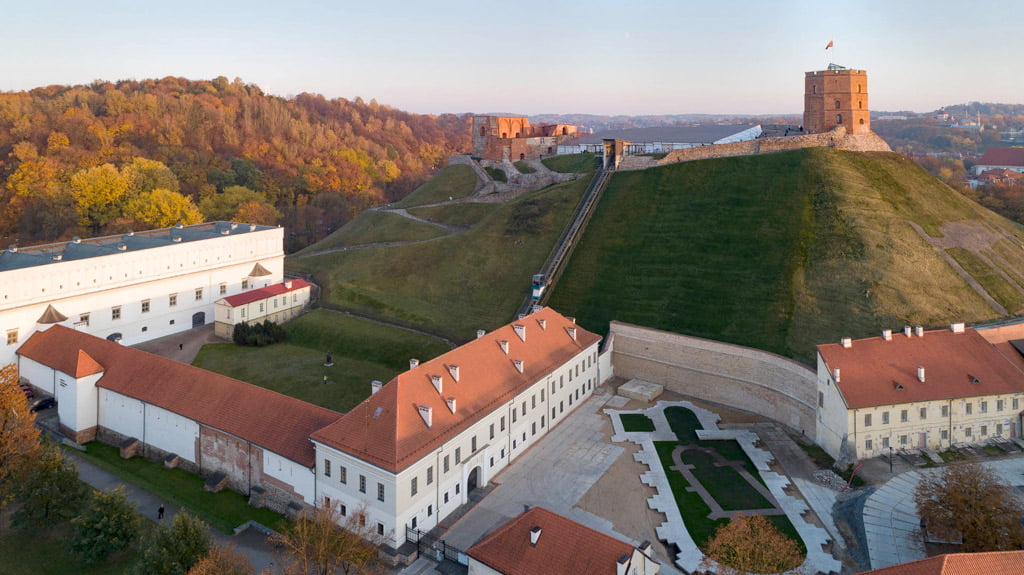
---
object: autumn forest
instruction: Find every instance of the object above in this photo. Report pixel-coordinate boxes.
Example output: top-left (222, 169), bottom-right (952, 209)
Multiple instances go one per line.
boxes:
top-left (0, 76), bottom-right (471, 251)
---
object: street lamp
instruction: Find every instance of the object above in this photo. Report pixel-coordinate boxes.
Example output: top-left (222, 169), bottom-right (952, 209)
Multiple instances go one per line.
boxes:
top-left (889, 445), bottom-right (894, 473)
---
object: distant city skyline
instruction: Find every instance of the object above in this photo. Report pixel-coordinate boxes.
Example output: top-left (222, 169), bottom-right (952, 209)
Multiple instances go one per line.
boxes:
top-left (3, 0), bottom-right (1021, 116)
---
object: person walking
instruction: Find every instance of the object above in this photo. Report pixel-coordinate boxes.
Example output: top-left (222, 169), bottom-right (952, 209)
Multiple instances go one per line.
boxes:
top-left (158, 504), bottom-right (165, 520)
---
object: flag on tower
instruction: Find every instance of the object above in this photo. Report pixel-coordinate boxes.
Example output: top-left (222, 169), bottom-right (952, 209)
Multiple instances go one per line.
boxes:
top-left (825, 40), bottom-right (834, 50)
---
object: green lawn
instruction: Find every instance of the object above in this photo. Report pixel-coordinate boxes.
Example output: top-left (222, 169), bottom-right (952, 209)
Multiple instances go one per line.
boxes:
top-left (513, 161), bottom-right (536, 174)
top-left (547, 148), bottom-right (1000, 361)
top-left (0, 520), bottom-right (145, 575)
top-left (653, 407), bottom-right (803, 552)
top-left (946, 247), bottom-right (1024, 313)
top-left (485, 167), bottom-right (507, 182)
top-left (193, 311), bottom-right (450, 412)
top-left (620, 413), bottom-right (656, 432)
top-left (408, 203), bottom-right (495, 228)
top-left (294, 210), bottom-right (445, 254)
top-left (392, 164), bottom-right (478, 208)
top-left (287, 176), bottom-right (592, 342)
top-left (69, 443), bottom-right (287, 535)
top-left (542, 153), bottom-right (596, 174)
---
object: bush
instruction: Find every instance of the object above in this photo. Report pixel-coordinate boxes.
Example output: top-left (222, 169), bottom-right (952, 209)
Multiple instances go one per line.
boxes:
top-left (232, 320), bottom-right (286, 346)
top-left (70, 486), bottom-right (141, 564)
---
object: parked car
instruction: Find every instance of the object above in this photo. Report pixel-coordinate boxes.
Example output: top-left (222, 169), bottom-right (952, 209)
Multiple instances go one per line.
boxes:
top-left (19, 384), bottom-right (34, 399)
top-left (29, 397), bottom-right (56, 413)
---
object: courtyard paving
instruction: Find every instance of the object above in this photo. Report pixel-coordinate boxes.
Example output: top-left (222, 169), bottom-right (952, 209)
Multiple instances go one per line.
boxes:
top-left (862, 457), bottom-right (1024, 570)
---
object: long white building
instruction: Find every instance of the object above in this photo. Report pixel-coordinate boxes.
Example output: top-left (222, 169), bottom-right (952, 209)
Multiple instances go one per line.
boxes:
top-left (310, 307), bottom-right (602, 547)
top-left (0, 222), bottom-right (284, 366)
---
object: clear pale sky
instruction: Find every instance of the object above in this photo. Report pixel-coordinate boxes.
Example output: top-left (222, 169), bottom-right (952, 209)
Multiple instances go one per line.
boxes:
top-left (2, 0), bottom-right (1020, 116)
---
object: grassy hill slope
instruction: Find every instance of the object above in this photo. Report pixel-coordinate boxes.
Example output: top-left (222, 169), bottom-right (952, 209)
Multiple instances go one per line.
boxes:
top-left (548, 148), bottom-right (1024, 362)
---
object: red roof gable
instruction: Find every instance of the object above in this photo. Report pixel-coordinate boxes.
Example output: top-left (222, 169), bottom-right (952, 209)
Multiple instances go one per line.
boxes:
top-left (977, 147), bottom-right (1024, 168)
top-left (311, 307), bottom-right (601, 473)
top-left (17, 326), bottom-right (340, 466)
top-left (818, 327), bottom-right (1024, 409)
top-left (467, 507), bottom-right (644, 575)
top-left (220, 279), bottom-right (311, 307)
top-left (857, 550), bottom-right (1024, 574)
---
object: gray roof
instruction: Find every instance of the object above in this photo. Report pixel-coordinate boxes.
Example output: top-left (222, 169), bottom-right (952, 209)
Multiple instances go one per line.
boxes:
top-left (562, 125), bottom-right (756, 146)
top-left (0, 222), bottom-right (277, 272)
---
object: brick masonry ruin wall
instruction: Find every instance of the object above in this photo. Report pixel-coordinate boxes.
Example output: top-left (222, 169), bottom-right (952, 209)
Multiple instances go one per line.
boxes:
top-left (615, 126), bottom-right (891, 171)
top-left (608, 321), bottom-right (818, 438)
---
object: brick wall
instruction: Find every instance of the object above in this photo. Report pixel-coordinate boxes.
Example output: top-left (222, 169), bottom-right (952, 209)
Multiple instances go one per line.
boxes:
top-left (608, 322), bottom-right (818, 438)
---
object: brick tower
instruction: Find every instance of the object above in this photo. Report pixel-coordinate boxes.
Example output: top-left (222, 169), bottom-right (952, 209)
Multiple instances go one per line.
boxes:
top-left (803, 65), bottom-right (870, 134)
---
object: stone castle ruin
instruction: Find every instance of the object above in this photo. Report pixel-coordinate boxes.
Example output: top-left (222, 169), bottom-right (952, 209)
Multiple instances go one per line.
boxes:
top-left (472, 116), bottom-right (579, 161)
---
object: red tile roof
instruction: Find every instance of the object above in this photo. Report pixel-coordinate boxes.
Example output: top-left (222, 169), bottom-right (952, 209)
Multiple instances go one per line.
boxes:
top-left (220, 279), bottom-right (311, 307)
top-left (17, 325), bottom-right (340, 466)
top-left (857, 550), bottom-right (1024, 575)
top-left (976, 147), bottom-right (1024, 168)
top-left (818, 327), bottom-right (1024, 409)
top-left (467, 507), bottom-right (645, 575)
top-left (74, 349), bottom-right (104, 378)
top-left (311, 307), bottom-right (601, 473)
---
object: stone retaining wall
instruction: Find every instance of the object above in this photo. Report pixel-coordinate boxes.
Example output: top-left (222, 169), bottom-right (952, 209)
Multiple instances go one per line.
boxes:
top-left (616, 126), bottom-right (891, 171)
top-left (608, 322), bottom-right (818, 438)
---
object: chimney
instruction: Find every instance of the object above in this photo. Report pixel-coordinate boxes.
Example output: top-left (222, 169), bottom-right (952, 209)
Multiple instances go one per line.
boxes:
top-left (513, 323), bottom-right (526, 342)
top-left (249, 223), bottom-right (257, 231)
top-left (448, 365), bottom-right (460, 382)
top-left (517, 314), bottom-right (526, 320)
top-left (567, 316), bottom-right (576, 324)
top-left (230, 222), bottom-right (238, 229)
top-left (175, 222), bottom-right (184, 229)
top-left (371, 380), bottom-right (383, 395)
top-left (117, 243), bottom-right (127, 251)
top-left (904, 325), bottom-right (912, 337)
top-left (285, 280), bottom-right (293, 289)
top-left (567, 327), bottom-right (577, 341)
top-left (882, 329), bottom-right (892, 341)
top-left (173, 236), bottom-right (182, 243)
top-left (499, 340), bottom-right (509, 355)
top-left (417, 405), bottom-right (432, 429)
top-left (915, 325), bottom-right (924, 337)
top-left (833, 367), bottom-right (841, 382)
top-left (409, 358), bottom-right (419, 370)
top-left (445, 397), bottom-right (457, 414)
top-left (538, 318), bottom-right (546, 330)
top-left (72, 236), bottom-right (81, 243)
top-left (220, 228), bottom-right (230, 235)
top-left (951, 322), bottom-right (965, 333)
top-left (125, 230), bottom-right (134, 236)
top-left (52, 253), bottom-right (62, 261)
top-left (840, 337), bottom-right (852, 348)
top-left (476, 329), bottom-right (486, 339)
top-left (918, 366), bottom-right (926, 383)
top-left (431, 374), bottom-right (443, 394)
top-left (529, 526), bottom-right (541, 546)
top-left (513, 359), bottom-right (524, 373)
top-left (7, 245), bottom-right (17, 252)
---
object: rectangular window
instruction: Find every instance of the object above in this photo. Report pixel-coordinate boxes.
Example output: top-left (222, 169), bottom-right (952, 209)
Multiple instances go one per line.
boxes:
top-left (919, 407), bottom-right (927, 420)
top-left (324, 459), bottom-right (331, 477)
top-left (865, 439), bottom-right (873, 451)
top-left (500, 416), bottom-right (505, 431)
top-left (966, 403), bottom-right (972, 415)
top-left (427, 505), bottom-right (432, 517)
top-left (965, 427), bottom-right (972, 437)
top-left (242, 278), bottom-right (249, 290)
top-left (941, 429), bottom-right (948, 440)
top-left (169, 294), bottom-right (177, 307)
top-left (471, 436), bottom-right (477, 452)
top-left (881, 412), bottom-right (889, 425)
top-left (512, 410), bottom-right (517, 423)
top-left (377, 522), bottom-right (384, 536)
top-left (427, 466), bottom-right (433, 485)
top-left (981, 401), bottom-right (988, 413)
top-left (5, 330), bottom-right (17, 346)
top-left (443, 492), bottom-right (449, 504)
top-left (443, 455), bottom-right (450, 473)
top-left (141, 299), bottom-right (150, 313)
top-left (112, 306), bottom-right (121, 320)
top-left (819, 391), bottom-right (824, 408)
top-left (531, 422), bottom-right (536, 435)
top-left (377, 482), bottom-right (385, 502)
top-left (521, 402), bottom-right (526, 416)
top-left (981, 425), bottom-right (988, 436)
top-left (900, 435), bottom-right (908, 446)
top-left (1015, 398), bottom-right (1020, 410)
top-left (219, 283), bottom-right (227, 295)
top-left (541, 416), bottom-right (545, 428)
top-left (941, 405), bottom-right (949, 417)
top-left (489, 424), bottom-right (494, 440)
top-left (259, 302), bottom-right (264, 313)
top-left (882, 437), bottom-right (889, 448)
top-left (541, 389), bottom-right (545, 401)
top-left (340, 504), bottom-right (347, 516)
top-left (80, 313), bottom-right (90, 326)
top-left (997, 423), bottom-right (1003, 435)
top-left (455, 448), bottom-right (461, 464)
top-left (359, 475), bottom-right (366, 493)
top-left (339, 466), bottom-right (347, 484)
top-left (900, 409), bottom-right (908, 423)
top-left (195, 288), bottom-right (203, 301)
top-left (864, 413), bottom-right (872, 427)
top-left (532, 395), bottom-right (536, 409)
top-left (997, 400), bottom-right (1005, 412)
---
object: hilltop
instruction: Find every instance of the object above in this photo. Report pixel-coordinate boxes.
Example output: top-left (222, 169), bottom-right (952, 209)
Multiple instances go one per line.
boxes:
top-left (549, 147), bottom-right (1024, 361)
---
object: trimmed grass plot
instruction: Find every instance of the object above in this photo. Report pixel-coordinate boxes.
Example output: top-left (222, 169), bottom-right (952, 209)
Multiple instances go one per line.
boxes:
top-left (620, 412), bottom-right (656, 432)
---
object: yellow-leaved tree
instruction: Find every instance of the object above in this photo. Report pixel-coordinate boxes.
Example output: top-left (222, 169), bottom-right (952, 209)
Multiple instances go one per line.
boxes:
top-left (0, 363), bottom-right (42, 525)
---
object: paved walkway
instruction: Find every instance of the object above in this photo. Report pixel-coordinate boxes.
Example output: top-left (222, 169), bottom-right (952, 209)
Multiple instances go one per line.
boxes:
top-left (608, 401), bottom-right (841, 575)
top-left (131, 323), bottom-right (218, 364)
top-left (440, 388), bottom-right (684, 573)
top-left (862, 458), bottom-right (1024, 570)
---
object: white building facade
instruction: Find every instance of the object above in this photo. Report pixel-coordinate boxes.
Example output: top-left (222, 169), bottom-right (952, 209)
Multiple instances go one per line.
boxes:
top-left (0, 222), bottom-right (283, 366)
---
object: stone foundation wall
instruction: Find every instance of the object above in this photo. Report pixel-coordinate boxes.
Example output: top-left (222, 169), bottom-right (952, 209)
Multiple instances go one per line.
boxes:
top-left (97, 427), bottom-right (201, 475)
top-left (615, 126), bottom-right (891, 172)
top-left (608, 322), bottom-right (818, 438)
